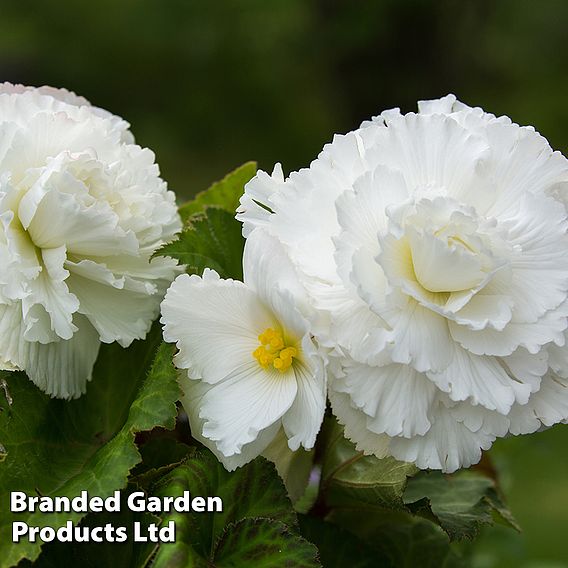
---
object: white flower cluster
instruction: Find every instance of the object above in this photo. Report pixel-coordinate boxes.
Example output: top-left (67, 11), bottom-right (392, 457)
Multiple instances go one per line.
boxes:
top-left (0, 84), bottom-right (181, 398)
top-left (5, 84), bottom-right (565, 474)
top-left (164, 95), bottom-right (568, 473)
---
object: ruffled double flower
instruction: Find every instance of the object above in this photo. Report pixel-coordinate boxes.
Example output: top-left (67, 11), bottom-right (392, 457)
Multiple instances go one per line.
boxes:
top-left (212, 94), bottom-right (568, 472)
top-left (0, 84), bottom-right (181, 398)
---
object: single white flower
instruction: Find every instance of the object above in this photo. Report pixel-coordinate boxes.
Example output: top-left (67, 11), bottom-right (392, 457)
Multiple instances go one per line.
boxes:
top-left (0, 83), bottom-right (181, 398)
top-left (237, 94), bottom-right (568, 472)
top-left (161, 229), bottom-right (326, 470)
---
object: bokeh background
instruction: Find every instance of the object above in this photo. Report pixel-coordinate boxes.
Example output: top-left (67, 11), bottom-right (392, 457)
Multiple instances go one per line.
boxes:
top-left (1, 1), bottom-right (567, 566)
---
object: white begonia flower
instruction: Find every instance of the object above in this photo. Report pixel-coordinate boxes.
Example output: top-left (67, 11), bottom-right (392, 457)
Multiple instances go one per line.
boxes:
top-left (161, 228), bottom-right (327, 470)
top-left (0, 83), bottom-right (181, 399)
top-left (237, 94), bottom-right (568, 472)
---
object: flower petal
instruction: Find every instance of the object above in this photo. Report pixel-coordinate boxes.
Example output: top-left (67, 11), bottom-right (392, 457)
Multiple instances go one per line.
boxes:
top-left (447, 400), bottom-right (509, 438)
top-left (451, 293), bottom-right (513, 332)
top-left (281, 336), bottom-right (326, 450)
top-left (369, 111), bottom-right (490, 201)
top-left (503, 192), bottom-right (568, 324)
top-left (328, 386), bottom-right (390, 458)
top-left (407, 226), bottom-right (487, 293)
top-left (236, 163), bottom-right (284, 237)
top-left (23, 172), bottom-right (138, 256)
top-left (508, 373), bottom-right (568, 435)
top-left (0, 305), bottom-right (100, 399)
top-left (389, 397), bottom-right (495, 473)
top-left (67, 259), bottom-right (161, 347)
top-left (417, 94), bottom-right (458, 115)
top-left (335, 165), bottom-right (409, 257)
top-left (24, 315), bottom-right (101, 399)
top-left (22, 246), bottom-right (80, 341)
top-left (243, 228), bottom-right (310, 319)
top-left (200, 361), bottom-right (298, 456)
top-left (309, 282), bottom-right (389, 365)
top-left (180, 377), bottom-right (280, 470)
top-left (449, 298), bottom-right (568, 357)
top-left (485, 121), bottom-right (568, 219)
top-left (427, 347), bottom-right (520, 413)
top-left (548, 338), bottom-right (568, 379)
top-left (333, 358), bottom-right (437, 438)
top-left (386, 298), bottom-right (453, 373)
top-left (0, 303), bottom-right (28, 369)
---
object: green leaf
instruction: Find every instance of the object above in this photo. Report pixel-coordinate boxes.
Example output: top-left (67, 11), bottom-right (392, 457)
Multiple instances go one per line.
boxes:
top-left (156, 207), bottom-right (245, 280)
top-left (129, 436), bottom-right (195, 494)
top-left (0, 335), bottom-right (180, 568)
top-left (179, 161), bottom-right (257, 222)
top-left (298, 515), bottom-right (380, 568)
top-left (33, 490), bottom-right (159, 568)
top-left (316, 417), bottom-right (464, 566)
top-left (403, 470), bottom-right (519, 541)
top-left (327, 507), bottom-right (464, 568)
top-left (213, 518), bottom-right (319, 568)
top-left (319, 416), bottom-right (417, 511)
top-left (148, 449), bottom-right (320, 567)
top-left (133, 436), bottom-right (193, 477)
top-left (155, 162), bottom-right (254, 280)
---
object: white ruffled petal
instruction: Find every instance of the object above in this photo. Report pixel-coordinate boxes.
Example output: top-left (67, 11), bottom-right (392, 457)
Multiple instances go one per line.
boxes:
top-left (417, 94), bottom-right (458, 115)
top-left (508, 372), bottom-right (568, 435)
top-left (501, 347), bottom-right (547, 395)
top-left (67, 259), bottom-right (161, 347)
top-left (389, 398), bottom-right (495, 473)
top-left (369, 112), bottom-right (490, 205)
top-left (333, 358), bottom-right (437, 438)
top-left (0, 305), bottom-right (100, 399)
top-left (328, 386), bottom-right (390, 458)
top-left (451, 293), bottom-right (513, 332)
top-left (335, 164), bottom-right (408, 255)
top-left (308, 281), bottom-right (389, 365)
top-left (447, 400), bottom-right (509, 438)
top-left (484, 121), bottom-right (568, 218)
top-left (386, 298), bottom-right (453, 373)
top-left (22, 165), bottom-right (138, 256)
top-left (22, 246), bottom-right (79, 341)
top-left (427, 348), bottom-right (519, 413)
top-left (407, 227), bottom-right (487, 293)
top-left (236, 163), bottom-right (284, 237)
top-left (24, 315), bottom-right (101, 399)
top-left (0, 303), bottom-right (28, 370)
top-left (503, 192), bottom-right (568, 324)
top-left (548, 337), bottom-right (568, 379)
top-left (449, 298), bottom-right (568, 357)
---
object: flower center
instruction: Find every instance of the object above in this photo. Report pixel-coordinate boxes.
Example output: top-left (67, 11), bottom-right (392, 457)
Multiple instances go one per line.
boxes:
top-left (380, 196), bottom-right (506, 295)
top-left (253, 328), bottom-right (297, 372)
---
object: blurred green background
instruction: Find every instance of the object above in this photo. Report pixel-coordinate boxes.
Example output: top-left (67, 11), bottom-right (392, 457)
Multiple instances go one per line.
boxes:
top-left (1, 0), bottom-right (567, 565)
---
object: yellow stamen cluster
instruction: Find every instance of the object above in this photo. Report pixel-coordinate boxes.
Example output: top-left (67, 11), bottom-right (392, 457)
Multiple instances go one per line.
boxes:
top-left (253, 328), bottom-right (298, 373)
